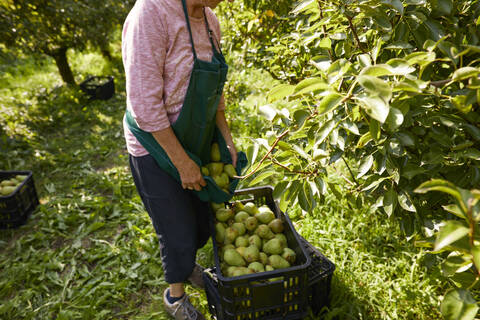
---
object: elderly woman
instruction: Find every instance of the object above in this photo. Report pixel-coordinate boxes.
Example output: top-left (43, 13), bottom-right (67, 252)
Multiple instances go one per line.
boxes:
top-left (122, 0), bottom-right (235, 319)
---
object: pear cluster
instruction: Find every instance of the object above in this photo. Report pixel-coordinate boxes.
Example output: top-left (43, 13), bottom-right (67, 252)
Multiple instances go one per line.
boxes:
top-left (202, 143), bottom-right (237, 193)
top-left (0, 175), bottom-right (27, 196)
top-left (213, 201), bottom-right (297, 278)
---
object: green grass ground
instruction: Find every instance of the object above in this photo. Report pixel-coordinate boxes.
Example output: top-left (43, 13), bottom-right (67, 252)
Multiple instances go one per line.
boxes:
top-left (0, 48), bottom-right (444, 319)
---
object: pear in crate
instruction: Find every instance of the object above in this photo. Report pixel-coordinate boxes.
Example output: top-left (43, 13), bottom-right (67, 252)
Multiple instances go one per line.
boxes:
top-left (282, 247), bottom-right (296, 264)
top-left (232, 222), bottom-right (246, 236)
top-left (224, 248), bottom-right (246, 267)
top-left (263, 238), bottom-right (284, 255)
top-left (216, 208), bottom-right (233, 222)
top-left (248, 262), bottom-right (265, 273)
top-left (268, 218), bottom-right (284, 233)
top-left (248, 234), bottom-right (262, 250)
top-left (269, 254), bottom-right (291, 269)
top-left (244, 216), bottom-right (258, 232)
top-left (243, 202), bottom-right (259, 215)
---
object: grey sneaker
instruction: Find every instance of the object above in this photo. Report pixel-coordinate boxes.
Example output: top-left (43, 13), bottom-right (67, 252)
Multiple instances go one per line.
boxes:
top-left (163, 289), bottom-right (206, 320)
top-left (187, 263), bottom-right (205, 289)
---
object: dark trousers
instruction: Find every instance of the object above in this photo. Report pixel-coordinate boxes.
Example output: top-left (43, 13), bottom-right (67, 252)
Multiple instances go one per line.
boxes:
top-left (129, 154), bottom-right (212, 284)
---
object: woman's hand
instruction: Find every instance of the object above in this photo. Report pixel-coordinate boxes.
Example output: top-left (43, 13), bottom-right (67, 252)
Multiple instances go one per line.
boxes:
top-left (177, 158), bottom-right (207, 191)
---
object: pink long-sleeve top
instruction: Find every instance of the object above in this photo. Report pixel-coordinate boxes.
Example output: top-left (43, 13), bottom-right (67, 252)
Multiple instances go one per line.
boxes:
top-left (122, 0), bottom-right (225, 157)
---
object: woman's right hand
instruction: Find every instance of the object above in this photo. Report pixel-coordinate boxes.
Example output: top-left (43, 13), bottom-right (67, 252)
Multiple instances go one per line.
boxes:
top-left (177, 158), bottom-right (207, 191)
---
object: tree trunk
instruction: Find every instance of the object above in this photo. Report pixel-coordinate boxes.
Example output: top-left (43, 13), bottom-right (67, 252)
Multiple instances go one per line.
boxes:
top-left (50, 47), bottom-right (76, 85)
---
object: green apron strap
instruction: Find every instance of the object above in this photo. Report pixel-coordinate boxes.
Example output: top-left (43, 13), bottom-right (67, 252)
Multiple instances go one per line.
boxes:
top-left (202, 7), bottom-right (223, 56)
top-left (180, 0), bottom-right (198, 60)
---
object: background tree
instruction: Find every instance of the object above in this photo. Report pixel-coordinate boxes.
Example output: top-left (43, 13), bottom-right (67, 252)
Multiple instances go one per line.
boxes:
top-left (0, 0), bottom-right (135, 85)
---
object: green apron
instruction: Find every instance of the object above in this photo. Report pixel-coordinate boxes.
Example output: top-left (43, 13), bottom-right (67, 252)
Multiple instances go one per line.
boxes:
top-left (125, 0), bottom-right (247, 204)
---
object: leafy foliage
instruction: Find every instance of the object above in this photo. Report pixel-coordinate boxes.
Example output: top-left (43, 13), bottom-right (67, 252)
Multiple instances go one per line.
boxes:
top-left (219, 0), bottom-right (480, 317)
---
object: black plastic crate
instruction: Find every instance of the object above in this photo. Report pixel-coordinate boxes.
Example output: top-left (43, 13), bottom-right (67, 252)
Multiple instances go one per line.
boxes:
top-left (79, 76), bottom-right (115, 100)
top-left (204, 237), bottom-right (336, 319)
top-left (299, 236), bottom-right (335, 315)
top-left (0, 171), bottom-right (39, 229)
top-left (207, 186), bottom-right (312, 320)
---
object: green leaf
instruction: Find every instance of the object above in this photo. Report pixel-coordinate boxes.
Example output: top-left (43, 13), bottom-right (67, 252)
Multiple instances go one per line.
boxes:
top-left (357, 155), bottom-right (374, 179)
top-left (341, 120), bottom-right (360, 135)
top-left (452, 67), bottom-right (480, 82)
top-left (415, 179), bottom-right (469, 213)
top-left (435, 221), bottom-right (470, 251)
top-left (370, 119), bottom-right (381, 141)
top-left (441, 289), bottom-right (479, 320)
top-left (382, 0), bottom-right (404, 14)
top-left (383, 188), bottom-right (397, 217)
top-left (248, 170), bottom-right (277, 187)
top-left (360, 65), bottom-right (393, 77)
top-left (357, 132), bottom-right (373, 148)
top-left (273, 181), bottom-right (289, 199)
top-left (405, 51), bottom-right (436, 66)
top-left (386, 58), bottom-right (416, 75)
top-left (259, 104), bottom-right (278, 121)
top-left (395, 132), bottom-right (415, 147)
top-left (398, 191), bottom-right (416, 212)
top-left (294, 77), bottom-right (329, 96)
top-left (268, 84), bottom-right (295, 102)
top-left (357, 75), bottom-right (392, 100)
top-left (402, 163), bottom-right (425, 179)
top-left (246, 143), bottom-right (260, 166)
top-left (293, 109), bottom-right (311, 129)
top-left (315, 119), bottom-right (337, 146)
top-left (328, 182), bottom-right (342, 200)
top-left (358, 96), bottom-right (390, 123)
top-left (472, 245), bottom-right (480, 270)
top-left (292, 0), bottom-right (316, 14)
top-left (462, 148), bottom-right (480, 161)
top-left (464, 124), bottom-right (480, 141)
top-left (442, 204), bottom-right (466, 219)
top-left (318, 92), bottom-right (343, 114)
top-left (385, 108), bottom-right (404, 130)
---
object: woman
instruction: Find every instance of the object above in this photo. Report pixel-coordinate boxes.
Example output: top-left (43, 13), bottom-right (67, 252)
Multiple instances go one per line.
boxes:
top-left (122, 0), bottom-right (235, 319)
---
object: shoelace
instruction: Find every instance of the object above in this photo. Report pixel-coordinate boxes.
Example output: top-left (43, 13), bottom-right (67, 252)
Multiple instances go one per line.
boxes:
top-left (172, 296), bottom-right (198, 320)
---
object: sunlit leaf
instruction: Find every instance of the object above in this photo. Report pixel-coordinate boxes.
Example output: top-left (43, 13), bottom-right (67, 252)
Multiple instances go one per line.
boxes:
top-left (435, 221), bottom-right (469, 251)
top-left (268, 84), bottom-right (295, 102)
top-left (441, 289), bottom-right (479, 320)
top-left (358, 95), bottom-right (390, 123)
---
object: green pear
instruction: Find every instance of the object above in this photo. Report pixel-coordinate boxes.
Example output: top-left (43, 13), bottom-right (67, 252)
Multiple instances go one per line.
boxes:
top-left (234, 211), bottom-right (250, 223)
top-left (268, 218), bottom-right (284, 233)
top-left (215, 223), bottom-right (226, 243)
top-left (224, 164), bottom-right (237, 178)
top-left (216, 208), bottom-right (233, 222)
top-left (259, 252), bottom-right (268, 265)
top-left (1, 180), bottom-right (15, 187)
top-left (220, 244), bottom-right (235, 258)
top-left (201, 166), bottom-right (210, 176)
top-left (235, 236), bottom-right (249, 248)
top-left (218, 172), bottom-right (230, 188)
top-left (224, 249), bottom-right (246, 267)
top-left (255, 210), bottom-right (275, 224)
top-left (274, 233), bottom-right (288, 247)
top-left (232, 267), bottom-right (253, 277)
top-left (226, 266), bottom-right (239, 277)
top-left (236, 246), bottom-right (247, 257)
top-left (263, 238), bottom-right (284, 255)
top-left (282, 247), bottom-right (296, 264)
top-left (15, 175), bottom-right (27, 182)
top-left (207, 162), bottom-right (224, 176)
top-left (248, 234), bottom-right (262, 250)
top-left (248, 262), bottom-right (265, 273)
top-left (211, 202), bottom-right (224, 212)
top-left (211, 143), bottom-right (221, 162)
top-left (255, 224), bottom-right (275, 240)
top-left (269, 255), bottom-right (291, 269)
top-left (224, 227), bottom-right (239, 245)
top-left (244, 245), bottom-right (260, 263)
top-left (265, 265), bottom-right (274, 272)
top-left (244, 216), bottom-right (258, 231)
top-left (232, 201), bottom-right (245, 213)
top-left (1, 186), bottom-right (15, 196)
top-left (243, 202), bottom-right (259, 215)
top-left (232, 222), bottom-right (246, 236)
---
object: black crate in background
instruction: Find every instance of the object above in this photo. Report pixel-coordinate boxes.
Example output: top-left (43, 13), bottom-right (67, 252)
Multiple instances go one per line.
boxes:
top-left (0, 171), bottom-right (39, 229)
top-left (207, 186), bottom-right (312, 320)
top-left (79, 76), bottom-right (115, 100)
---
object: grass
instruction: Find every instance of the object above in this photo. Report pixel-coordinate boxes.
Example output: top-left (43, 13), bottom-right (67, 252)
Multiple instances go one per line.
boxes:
top-left (0, 46), bottom-right (445, 319)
